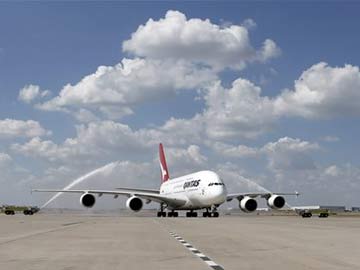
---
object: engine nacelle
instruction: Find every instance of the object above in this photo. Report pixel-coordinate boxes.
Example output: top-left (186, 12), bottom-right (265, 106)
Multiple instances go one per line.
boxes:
top-left (239, 196), bottom-right (257, 212)
top-left (126, 196), bottom-right (143, 212)
top-left (267, 195), bottom-right (285, 209)
top-left (80, 193), bottom-right (96, 208)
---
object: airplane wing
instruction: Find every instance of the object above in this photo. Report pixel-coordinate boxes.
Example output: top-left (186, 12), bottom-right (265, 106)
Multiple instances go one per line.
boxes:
top-left (32, 189), bottom-right (186, 208)
top-left (115, 187), bottom-right (160, 194)
top-left (226, 191), bottom-right (299, 201)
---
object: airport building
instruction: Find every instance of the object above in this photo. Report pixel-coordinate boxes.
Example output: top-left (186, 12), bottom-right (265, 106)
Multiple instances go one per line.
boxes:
top-left (352, 207), bottom-right (360, 212)
top-left (292, 205), bottom-right (346, 212)
top-left (319, 205), bottom-right (346, 212)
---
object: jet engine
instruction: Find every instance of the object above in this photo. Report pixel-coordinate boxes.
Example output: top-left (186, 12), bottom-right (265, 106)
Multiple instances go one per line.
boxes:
top-left (126, 196), bottom-right (143, 212)
top-left (267, 195), bottom-right (285, 209)
top-left (239, 196), bottom-right (257, 212)
top-left (80, 193), bottom-right (96, 208)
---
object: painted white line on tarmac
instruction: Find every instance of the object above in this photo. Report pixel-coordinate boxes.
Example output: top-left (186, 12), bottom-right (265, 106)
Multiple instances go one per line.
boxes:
top-left (169, 231), bottom-right (225, 270)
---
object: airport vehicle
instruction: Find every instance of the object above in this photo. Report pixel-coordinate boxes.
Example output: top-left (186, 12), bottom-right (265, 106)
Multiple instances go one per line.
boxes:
top-left (298, 210), bottom-right (312, 218)
top-left (23, 207), bottom-right (40, 215)
top-left (1, 205), bottom-right (39, 215)
top-left (319, 212), bottom-right (329, 218)
top-left (33, 144), bottom-right (298, 217)
top-left (4, 207), bottom-right (15, 215)
top-left (295, 208), bottom-right (329, 218)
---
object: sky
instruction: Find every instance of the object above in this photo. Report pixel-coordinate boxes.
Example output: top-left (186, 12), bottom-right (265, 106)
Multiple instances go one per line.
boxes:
top-left (0, 1), bottom-right (360, 209)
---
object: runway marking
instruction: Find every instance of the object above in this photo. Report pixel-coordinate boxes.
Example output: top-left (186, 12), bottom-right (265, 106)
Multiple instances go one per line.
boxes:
top-left (169, 231), bottom-right (225, 270)
top-left (62, 221), bottom-right (83, 226)
top-left (0, 222), bottom-right (83, 246)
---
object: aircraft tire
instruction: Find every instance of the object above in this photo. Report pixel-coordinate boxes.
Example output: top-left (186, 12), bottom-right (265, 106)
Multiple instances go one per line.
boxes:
top-left (302, 212), bottom-right (312, 218)
top-left (157, 212), bottom-right (166, 217)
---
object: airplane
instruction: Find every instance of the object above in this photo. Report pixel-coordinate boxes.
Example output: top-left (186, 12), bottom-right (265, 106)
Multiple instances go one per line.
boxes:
top-left (32, 143), bottom-right (299, 218)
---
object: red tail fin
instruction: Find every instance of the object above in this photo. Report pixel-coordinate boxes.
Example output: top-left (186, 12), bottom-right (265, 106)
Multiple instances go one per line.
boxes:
top-left (159, 143), bottom-right (170, 183)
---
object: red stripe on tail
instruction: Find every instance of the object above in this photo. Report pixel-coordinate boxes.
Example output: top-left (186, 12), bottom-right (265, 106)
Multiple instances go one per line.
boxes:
top-left (159, 143), bottom-right (170, 183)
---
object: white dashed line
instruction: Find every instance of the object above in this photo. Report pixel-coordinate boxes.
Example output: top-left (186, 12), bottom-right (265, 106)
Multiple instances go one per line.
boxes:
top-left (169, 231), bottom-right (225, 270)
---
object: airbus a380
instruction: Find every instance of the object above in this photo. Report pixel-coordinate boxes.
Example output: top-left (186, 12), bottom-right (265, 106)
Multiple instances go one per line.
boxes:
top-left (33, 144), bottom-right (298, 217)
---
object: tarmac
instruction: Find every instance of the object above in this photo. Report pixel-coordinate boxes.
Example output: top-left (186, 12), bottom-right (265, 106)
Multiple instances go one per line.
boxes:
top-left (0, 212), bottom-right (359, 270)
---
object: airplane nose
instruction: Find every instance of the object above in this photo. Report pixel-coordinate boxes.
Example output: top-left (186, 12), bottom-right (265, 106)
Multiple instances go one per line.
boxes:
top-left (214, 186), bottom-right (226, 204)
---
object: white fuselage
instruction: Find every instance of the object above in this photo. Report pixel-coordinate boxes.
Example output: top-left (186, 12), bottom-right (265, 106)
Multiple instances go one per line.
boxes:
top-left (159, 170), bottom-right (227, 210)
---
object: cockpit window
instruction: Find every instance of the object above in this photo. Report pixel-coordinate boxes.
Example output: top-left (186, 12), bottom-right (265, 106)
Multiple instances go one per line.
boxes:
top-left (208, 182), bottom-right (224, 186)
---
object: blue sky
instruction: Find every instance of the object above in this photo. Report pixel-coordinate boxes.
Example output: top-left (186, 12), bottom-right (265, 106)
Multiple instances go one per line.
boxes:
top-left (0, 2), bottom-right (360, 208)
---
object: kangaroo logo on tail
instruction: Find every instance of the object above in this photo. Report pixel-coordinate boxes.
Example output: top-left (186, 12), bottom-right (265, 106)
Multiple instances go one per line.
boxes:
top-left (159, 143), bottom-right (170, 183)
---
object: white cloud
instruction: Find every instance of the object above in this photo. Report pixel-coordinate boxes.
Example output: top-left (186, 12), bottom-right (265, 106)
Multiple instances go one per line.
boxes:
top-left (203, 79), bottom-right (276, 140)
top-left (0, 152), bottom-right (12, 166)
top-left (242, 18), bottom-right (257, 30)
top-left (322, 136), bottom-right (340, 142)
top-left (11, 121), bottom-right (153, 163)
top-left (34, 62), bottom-right (360, 150)
top-left (271, 163), bottom-right (360, 207)
top-left (18, 84), bottom-right (50, 104)
top-left (211, 137), bottom-right (319, 173)
top-left (143, 116), bottom-right (206, 146)
top-left (9, 118), bottom-right (211, 182)
top-left (263, 137), bottom-right (319, 154)
top-left (38, 58), bottom-right (216, 118)
top-left (74, 109), bottom-right (100, 123)
top-left (211, 142), bottom-right (259, 158)
top-left (202, 63), bottom-right (360, 140)
top-left (161, 145), bottom-right (208, 177)
top-left (0, 119), bottom-right (51, 138)
top-left (34, 10), bottom-right (282, 132)
top-left (274, 62), bottom-right (360, 118)
top-left (324, 165), bottom-right (340, 177)
top-left (196, 63), bottom-right (360, 140)
top-left (257, 39), bottom-right (281, 62)
top-left (166, 145), bottom-right (207, 165)
top-left (12, 137), bottom-right (70, 162)
top-left (262, 137), bottom-right (320, 173)
top-left (123, 10), bottom-right (280, 70)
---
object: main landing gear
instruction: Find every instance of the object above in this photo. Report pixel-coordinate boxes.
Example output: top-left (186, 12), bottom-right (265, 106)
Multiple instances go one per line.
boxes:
top-left (156, 204), bottom-right (219, 218)
top-left (186, 210), bottom-right (198, 217)
top-left (203, 212), bottom-right (219, 218)
top-left (157, 203), bottom-right (166, 217)
top-left (203, 207), bottom-right (219, 218)
top-left (168, 211), bottom-right (179, 217)
top-left (157, 204), bottom-right (179, 217)
top-left (157, 211), bottom-right (166, 217)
